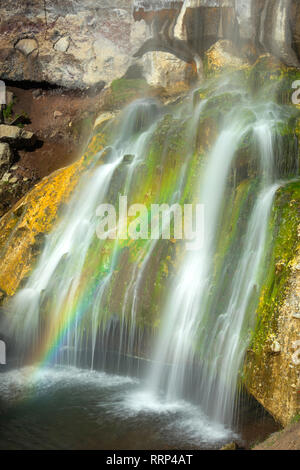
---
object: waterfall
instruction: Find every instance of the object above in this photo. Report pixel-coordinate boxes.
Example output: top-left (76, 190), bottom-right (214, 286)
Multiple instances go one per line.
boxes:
top-left (2, 72), bottom-right (297, 436)
top-left (5, 98), bottom-right (164, 369)
top-left (147, 98), bottom-right (291, 426)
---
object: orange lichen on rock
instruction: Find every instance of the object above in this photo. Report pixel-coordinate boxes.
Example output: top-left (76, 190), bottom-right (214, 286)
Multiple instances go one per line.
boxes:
top-left (0, 158), bottom-right (86, 297)
top-left (0, 123), bottom-right (107, 299)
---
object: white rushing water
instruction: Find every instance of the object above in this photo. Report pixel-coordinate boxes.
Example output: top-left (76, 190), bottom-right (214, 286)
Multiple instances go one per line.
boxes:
top-left (1, 75), bottom-right (296, 438)
top-left (147, 100), bottom-right (287, 427)
top-left (5, 98), bottom-right (163, 366)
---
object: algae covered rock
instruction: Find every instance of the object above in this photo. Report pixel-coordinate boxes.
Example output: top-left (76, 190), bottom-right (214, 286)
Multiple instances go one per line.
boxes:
top-left (0, 125), bottom-right (108, 299)
top-left (244, 182), bottom-right (300, 426)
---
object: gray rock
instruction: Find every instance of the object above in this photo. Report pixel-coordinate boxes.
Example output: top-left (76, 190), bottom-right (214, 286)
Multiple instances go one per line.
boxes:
top-left (1, 172), bottom-right (11, 183)
top-left (123, 154), bottom-right (135, 164)
top-left (0, 124), bottom-right (36, 149)
top-left (0, 1), bottom-right (148, 90)
top-left (270, 340), bottom-right (281, 354)
top-left (54, 37), bottom-right (70, 53)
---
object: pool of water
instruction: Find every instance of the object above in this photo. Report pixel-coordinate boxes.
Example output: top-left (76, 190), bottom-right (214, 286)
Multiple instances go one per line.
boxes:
top-left (0, 366), bottom-right (279, 450)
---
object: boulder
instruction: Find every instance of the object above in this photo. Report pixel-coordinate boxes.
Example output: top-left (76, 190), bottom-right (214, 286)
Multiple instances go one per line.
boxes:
top-left (142, 51), bottom-right (198, 93)
top-left (0, 125), bottom-right (36, 149)
top-left (54, 36), bottom-right (70, 53)
top-left (123, 154), bottom-right (135, 164)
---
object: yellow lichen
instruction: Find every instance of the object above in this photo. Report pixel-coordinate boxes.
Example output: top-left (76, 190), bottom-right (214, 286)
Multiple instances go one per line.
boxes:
top-left (0, 158), bottom-right (86, 297)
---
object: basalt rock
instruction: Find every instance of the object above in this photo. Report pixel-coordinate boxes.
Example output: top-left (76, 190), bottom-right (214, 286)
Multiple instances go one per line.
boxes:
top-left (1, 0), bottom-right (299, 94)
top-left (133, 0), bottom-right (300, 69)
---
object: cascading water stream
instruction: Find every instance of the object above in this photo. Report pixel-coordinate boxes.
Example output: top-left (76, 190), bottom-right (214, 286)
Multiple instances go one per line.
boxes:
top-left (5, 98), bottom-right (164, 368)
top-left (1, 73), bottom-right (298, 444)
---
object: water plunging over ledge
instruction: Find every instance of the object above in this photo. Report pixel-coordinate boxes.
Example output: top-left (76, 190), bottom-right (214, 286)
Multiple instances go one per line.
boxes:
top-left (0, 73), bottom-right (298, 448)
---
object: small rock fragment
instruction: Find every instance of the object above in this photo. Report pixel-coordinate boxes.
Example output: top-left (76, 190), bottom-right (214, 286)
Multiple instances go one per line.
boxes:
top-left (221, 442), bottom-right (238, 451)
top-left (0, 124), bottom-right (36, 149)
top-left (15, 38), bottom-right (38, 57)
top-left (271, 340), bottom-right (281, 354)
top-left (54, 36), bottom-right (70, 53)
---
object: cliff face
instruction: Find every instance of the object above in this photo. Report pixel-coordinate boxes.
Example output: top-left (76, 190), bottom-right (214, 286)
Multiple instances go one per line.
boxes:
top-left (0, 0), bottom-right (147, 89)
top-left (1, 1), bottom-right (300, 90)
top-left (245, 213), bottom-right (300, 426)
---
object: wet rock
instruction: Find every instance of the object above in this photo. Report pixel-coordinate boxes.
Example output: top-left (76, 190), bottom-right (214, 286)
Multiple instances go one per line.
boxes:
top-left (1, 172), bottom-right (11, 183)
top-left (262, 0), bottom-right (299, 68)
top-left (123, 154), bottom-right (135, 164)
top-left (221, 441), bottom-right (238, 451)
top-left (0, 125), bottom-right (36, 149)
top-left (205, 40), bottom-right (248, 74)
top-left (0, 154), bottom-right (87, 296)
top-left (270, 340), bottom-right (281, 354)
top-left (0, 0), bottom-right (148, 90)
top-left (142, 51), bottom-right (198, 92)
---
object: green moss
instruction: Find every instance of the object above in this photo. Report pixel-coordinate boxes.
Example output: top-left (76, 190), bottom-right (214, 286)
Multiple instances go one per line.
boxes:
top-left (104, 78), bottom-right (151, 110)
top-left (3, 98), bottom-right (15, 122)
top-left (250, 181), bottom-right (300, 355)
top-left (291, 414), bottom-right (300, 424)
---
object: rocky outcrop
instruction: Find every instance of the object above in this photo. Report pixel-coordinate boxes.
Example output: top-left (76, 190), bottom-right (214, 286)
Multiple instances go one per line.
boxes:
top-left (245, 246), bottom-right (300, 426)
top-left (0, 124), bottom-right (39, 218)
top-left (0, 0), bottom-right (148, 90)
top-left (204, 39), bottom-right (248, 74)
top-left (0, 125), bottom-right (36, 149)
top-left (1, 0), bottom-right (299, 93)
top-left (133, 0), bottom-right (300, 68)
top-left (142, 51), bottom-right (197, 92)
top-left (245, 182), bottom-right (300, 427)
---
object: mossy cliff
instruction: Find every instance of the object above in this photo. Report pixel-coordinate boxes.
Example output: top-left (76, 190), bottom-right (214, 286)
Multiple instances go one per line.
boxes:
top-left (0, 129), bottom-right (108, 300)
top-left (0, 59), bottom-right (299, 426)
top-left (244, 182), bottom-right (300, 426)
